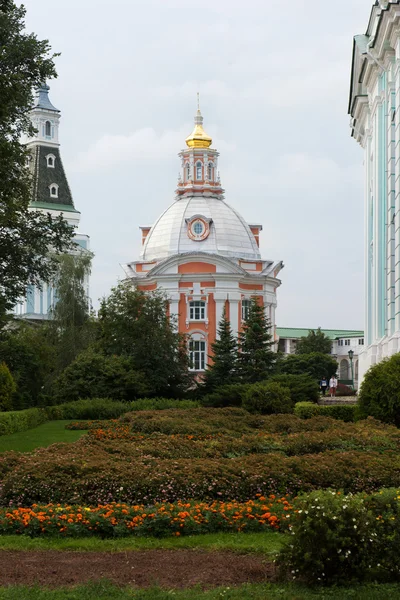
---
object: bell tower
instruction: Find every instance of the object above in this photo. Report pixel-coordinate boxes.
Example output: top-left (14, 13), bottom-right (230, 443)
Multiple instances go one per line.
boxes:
top-left (176, 97), bottom-right (223, 198)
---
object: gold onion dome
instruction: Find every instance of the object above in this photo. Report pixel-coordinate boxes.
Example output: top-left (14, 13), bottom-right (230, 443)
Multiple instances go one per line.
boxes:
top-left (185, 101), bottom-right (212, 148)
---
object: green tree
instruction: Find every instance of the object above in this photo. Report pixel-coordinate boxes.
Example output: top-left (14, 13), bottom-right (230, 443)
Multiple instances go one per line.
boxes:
top-left (98, 282), bottom-right (191, 397)
top-left (237, 298), bottom-right (276, 383)
top-left (49, 251), bottom-right (95, 371)
top-left (295, 328), bottom-right (332, 355)
top-left (54, 349), bottom-right (150, 403)
top-left (0, 2), bottom-right (73, 323)
top-left (280, 352), bottom-right (337, 382)
top-left (201, 307), bottom-right (237, 393)
top-left (0, 362), bottom-right (16, 411)
top-left (0, 323), bottom-right (56, 408)
top-left (242, 381), bottom-right (292, 414)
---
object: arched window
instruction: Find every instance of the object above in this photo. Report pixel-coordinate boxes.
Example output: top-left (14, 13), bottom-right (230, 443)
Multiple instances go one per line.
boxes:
top-left (196, 162), bottom-right (202, 180)
top-left (49, 184), bottom-right (59, 198)
top-left (45, 121), bottom-right (51, 137)
top-left (46, 154), bottom-right (55, 168)
top-left (208, 162), bottom-right (214, 180)
top-left (189, 300), bottom-right (206, 321)
top-left (189, 338), bottom-right (206, 371)
top-left (186, 163), bottom-right (190, 181)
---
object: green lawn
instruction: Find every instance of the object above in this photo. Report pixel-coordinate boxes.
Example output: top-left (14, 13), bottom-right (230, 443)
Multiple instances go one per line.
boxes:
top-left (0, 581), bottom-right (400, 600)
top-left (0, 531), bottom-right (286, 555)
top-left (0, 421), bottom-right (85, 453)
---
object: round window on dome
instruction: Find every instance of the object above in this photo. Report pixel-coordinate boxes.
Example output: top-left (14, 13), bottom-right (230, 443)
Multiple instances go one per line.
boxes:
top-left (193, 221), bottom-right (204, 235)
top-left (188, 217), bottom-right (209, 241)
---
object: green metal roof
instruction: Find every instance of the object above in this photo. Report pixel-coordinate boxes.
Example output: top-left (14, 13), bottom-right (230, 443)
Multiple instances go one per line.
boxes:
top-left (30, 202), bottom-right (80, 213)
top-left (276, 327), bottom-right (364, 340)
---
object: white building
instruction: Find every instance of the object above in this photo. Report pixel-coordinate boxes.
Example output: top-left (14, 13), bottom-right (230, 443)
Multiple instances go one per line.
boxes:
top-left (277, 327), bottom-right (364, 387)
top-left (15, 83), bottom-right (90, 319)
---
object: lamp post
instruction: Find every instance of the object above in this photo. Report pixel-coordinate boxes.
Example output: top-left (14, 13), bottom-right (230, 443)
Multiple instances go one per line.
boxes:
top-left (348, 349), bottom-right (354, 389)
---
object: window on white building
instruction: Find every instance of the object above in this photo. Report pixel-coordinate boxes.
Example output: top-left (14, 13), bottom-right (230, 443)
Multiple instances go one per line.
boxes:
top-left (189, 339), bottom-right (206, 371)
top-left (338, 339), bottom-right (343, 347)
top-left (241, 299), bottom-right (251, 321)
top-left (208, 162), bottom-right (214, 180)
top-left (189, 300), bottom-right (206, 321)
top-left (196, 162), bottom-right (202, 180)
top-left (186, 163), bottom-right (190, 181)
top-left (49, 184), bottom-right (59, 198)
top-left (345, 339), bottom-right (350, 346)
top-left (359, 338), bottom-right (364, 345)
top-left (45, 120), bottom-right (51, 137)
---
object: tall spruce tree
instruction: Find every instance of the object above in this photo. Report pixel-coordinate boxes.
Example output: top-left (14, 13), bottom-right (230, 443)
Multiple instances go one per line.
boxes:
top-left (0, 2), bottom-right (73, 323)
top-left (238, 297), bottom-right (276, 383)
top-left (201, 306), bottom-right (237, 392)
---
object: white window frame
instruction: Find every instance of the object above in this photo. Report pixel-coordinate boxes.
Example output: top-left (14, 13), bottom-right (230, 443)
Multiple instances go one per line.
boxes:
top-left (44, 120), bottom-right (52, 138)
top-left (49, 183), bottom-right (59, 198)
top-left (189, 338), bottom-right (206, 371)
top-left (189, 300), bottom-right (206, 321)
top-left (345, 339), bottom-right (351, 346)
top-left (46, 154), bottom-right (56, 168)
top-left (241, 299), bottom-right (252, 321)
top-left (208, 162), bottom-right (214, 180)
top-left (196, 161), bottom-right (202, 180)
top-left (185, 163), bottom-right (190, 181)
top-left (359, 338), bottom-right (364, 345)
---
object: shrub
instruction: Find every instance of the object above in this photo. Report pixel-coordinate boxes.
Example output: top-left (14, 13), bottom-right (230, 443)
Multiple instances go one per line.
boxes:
top-left (45, 398), bottom-right (130, 420)
top-left (0, 362), bottom-right (16, 412)
top-left (0, 407), bottom-right (48, 436)
top-left (278, 488), bottom-right (400, 585)
top-left (243, 382), bottom-right (293, 415)
top-left (358, 354), bottom-right (400, 425)
top-left (269, 374), bottom-right (319, 404)
top-left (318, 404), bottom-right (356, 422)
top-left (200, 383), bottom-right (251, 407)
top-left (294, 401), bottom-right (320, 419)
top-left (130, 398), bottom-right (199, 411)
top-left (336, 382), bottom-right (355, 396)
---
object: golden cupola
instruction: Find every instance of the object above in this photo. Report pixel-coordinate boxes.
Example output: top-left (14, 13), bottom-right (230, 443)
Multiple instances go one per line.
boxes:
top-left (185, 100), bottom-right (212, 148)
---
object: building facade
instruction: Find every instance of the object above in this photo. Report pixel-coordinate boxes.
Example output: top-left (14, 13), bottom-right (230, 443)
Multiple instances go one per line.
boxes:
top-left (277, 327), bottom-right (364, 388)
top-left (14, 83), bottom-right (90, 319)
top-left (123, 107), bottom-right (283, 372)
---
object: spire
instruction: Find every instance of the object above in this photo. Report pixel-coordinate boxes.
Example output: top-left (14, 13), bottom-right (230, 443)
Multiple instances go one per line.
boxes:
top-left (185, 95), bottom-right (212, 148)
top-left (33, 82), bottom-right (60, 112)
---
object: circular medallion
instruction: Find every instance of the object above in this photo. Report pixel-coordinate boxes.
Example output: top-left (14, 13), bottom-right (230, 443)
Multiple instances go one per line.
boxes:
top-left (187, 217), bottom-right (210, 241)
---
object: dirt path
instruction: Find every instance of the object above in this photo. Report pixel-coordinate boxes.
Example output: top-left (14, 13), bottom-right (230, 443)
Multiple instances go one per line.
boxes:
top-left (0, 550), bottom-right (274, 588)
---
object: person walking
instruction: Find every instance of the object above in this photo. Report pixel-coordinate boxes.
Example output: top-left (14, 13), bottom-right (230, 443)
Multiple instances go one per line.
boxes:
top-left (320, 377), bottom-right (328, 396)
top-left (329, 375), bottom-right (338, 398)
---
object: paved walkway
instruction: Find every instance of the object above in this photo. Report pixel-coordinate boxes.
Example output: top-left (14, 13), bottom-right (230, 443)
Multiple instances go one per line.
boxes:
top-left (318, 397), bottom-right (358, 405)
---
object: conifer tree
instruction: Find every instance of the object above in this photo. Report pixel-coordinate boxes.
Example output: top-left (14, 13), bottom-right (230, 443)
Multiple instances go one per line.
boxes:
top-left (238, 297), bottom-right (276, 383)
top-left (201, 306), bottom-right (237, 392)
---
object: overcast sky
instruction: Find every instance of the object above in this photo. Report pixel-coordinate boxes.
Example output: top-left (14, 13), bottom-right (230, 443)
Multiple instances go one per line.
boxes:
top-left (23, 0), bottom-right (370, 329)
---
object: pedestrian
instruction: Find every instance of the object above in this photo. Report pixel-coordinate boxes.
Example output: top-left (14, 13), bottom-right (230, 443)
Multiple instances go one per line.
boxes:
top-left (329, 374), bottom-right (338, 398)
top-left (320, 377), bottom-right (328, 396)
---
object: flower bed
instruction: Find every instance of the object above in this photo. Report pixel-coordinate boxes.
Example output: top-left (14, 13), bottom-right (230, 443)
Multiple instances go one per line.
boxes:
top-left (0, 496), bottom-right (292, 538)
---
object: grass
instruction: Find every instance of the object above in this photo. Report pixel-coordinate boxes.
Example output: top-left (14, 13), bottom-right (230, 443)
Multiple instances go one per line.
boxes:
top-left (0, 531), bottom-right (286, 555)
top-left (0, 581), bottom-right (400, 599)
top-left (0, 421), bottom-right (86, 453)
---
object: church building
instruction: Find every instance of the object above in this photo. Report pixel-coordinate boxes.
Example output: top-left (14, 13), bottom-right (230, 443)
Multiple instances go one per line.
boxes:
top-left (123, 106), bottom-right (283, 372)
top-left (14, 83), bottom-right (90, 319)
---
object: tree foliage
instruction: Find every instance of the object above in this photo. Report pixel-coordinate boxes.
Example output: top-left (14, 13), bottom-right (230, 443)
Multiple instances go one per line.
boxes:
top-left (358, 354), bottom-right (400, 426)
top-left (279, 352), bottom-right (337, 381)
top-left (0, 1), bottom-right (73, 322)
top-left (0, 361), bottom-right (16, 411)
top-left (48, 251), bottom-right (95, 371)
top-left (238, 298), bottom-right (276, 383)
top-left (98, 282), bottom-right (191, 397)
top-left (295, 328), bottom-right (332, 355)
top-left (201, 306), bottom-right (237, 393)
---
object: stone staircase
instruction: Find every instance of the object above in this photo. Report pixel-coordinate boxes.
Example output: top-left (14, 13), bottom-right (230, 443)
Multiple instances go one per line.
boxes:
top-left (318, 397), bottom-right (358, 406)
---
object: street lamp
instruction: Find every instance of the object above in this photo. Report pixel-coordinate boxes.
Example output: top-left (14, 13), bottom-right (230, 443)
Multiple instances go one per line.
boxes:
top-left (348, 349), bottom-right (354, 389)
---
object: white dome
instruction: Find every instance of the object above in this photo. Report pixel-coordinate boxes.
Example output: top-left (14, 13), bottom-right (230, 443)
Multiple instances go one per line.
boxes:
top-left (141, 195), bottom-right (261, 261)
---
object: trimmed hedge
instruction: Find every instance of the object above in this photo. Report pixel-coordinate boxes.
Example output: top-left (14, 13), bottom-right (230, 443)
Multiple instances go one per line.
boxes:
top-left (294, 402), bottom-right (356, 422)
top-left (0, 407), bottom-right (48, 436)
